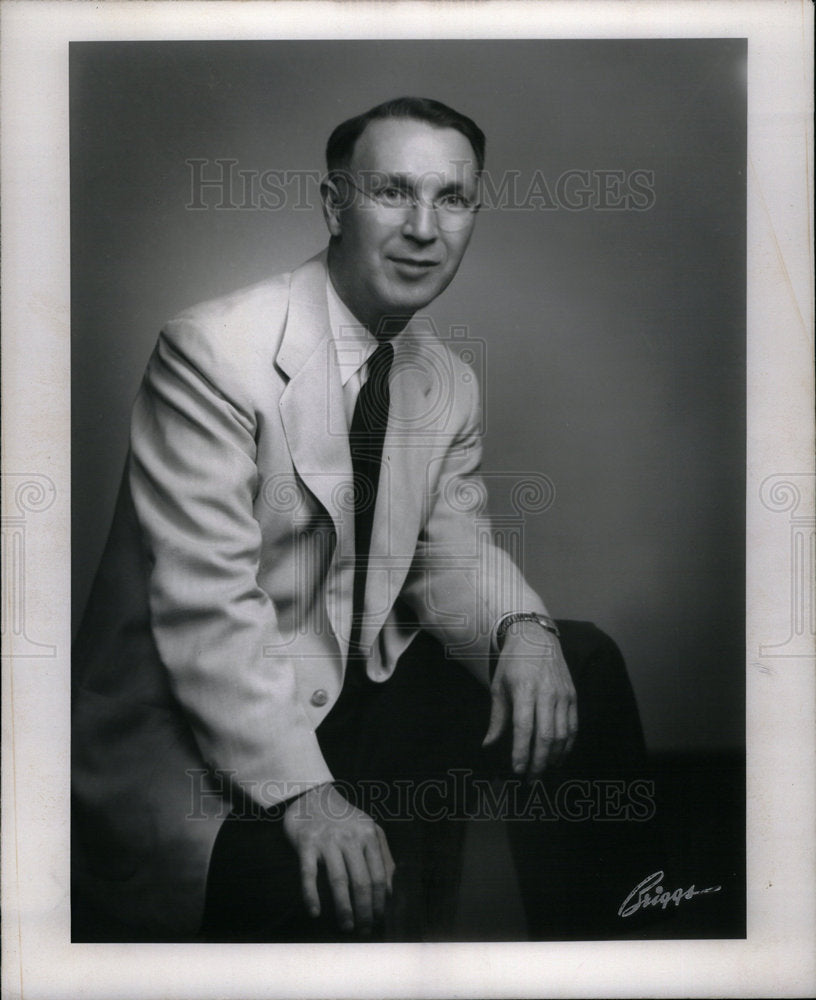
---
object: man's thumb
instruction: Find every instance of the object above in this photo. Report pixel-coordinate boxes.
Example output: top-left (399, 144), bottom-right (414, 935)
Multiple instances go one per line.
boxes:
top-left (482, 694), bottom-right (508, 746)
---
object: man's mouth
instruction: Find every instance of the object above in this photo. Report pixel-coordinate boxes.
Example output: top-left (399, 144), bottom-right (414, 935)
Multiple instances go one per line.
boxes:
top-left (388, 257), bottom-right (440, 270)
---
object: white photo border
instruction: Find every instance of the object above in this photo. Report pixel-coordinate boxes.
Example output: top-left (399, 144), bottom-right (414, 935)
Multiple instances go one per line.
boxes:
top-left (2, 1), bottom-right (814, 997)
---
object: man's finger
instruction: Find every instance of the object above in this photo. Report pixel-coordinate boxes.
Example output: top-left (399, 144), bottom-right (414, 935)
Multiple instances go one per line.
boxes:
top-left (376, 825), bottom-right (396, 895)
top-left (552, 695), bottom-right (571, 765)
top-left (565, 699), bottom-right (579, 757)
top-left (529, 737), bottom-right (554, 775)
top-left (511, 694), bottom-right (535, 773)
top-left (344, 842), bottom-right (374, 934)
top-left (554, 692), bottom-right (571, 741)
top-left (482, 691), bottom-right (508, 746)
top-left (529, 719), bottom-right (554, 775)
top-left (529, 689), bottom-right (558, 774)
top-left (363, 835), bottom-right (388, 923)
top-left (323, 845), bottom-right (354, 933)
top-left (298, 843), bottom-right (321, 918)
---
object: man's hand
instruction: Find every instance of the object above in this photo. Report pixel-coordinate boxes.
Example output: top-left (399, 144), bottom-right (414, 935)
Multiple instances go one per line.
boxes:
top-left (282, 783), bottom-right (395, 935)
top-left (482, 621), bottom-right (578, 776)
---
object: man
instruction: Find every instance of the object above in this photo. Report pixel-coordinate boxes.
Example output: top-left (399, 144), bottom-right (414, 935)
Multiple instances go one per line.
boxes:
top-left (72, 97), bottom-right (653, 942)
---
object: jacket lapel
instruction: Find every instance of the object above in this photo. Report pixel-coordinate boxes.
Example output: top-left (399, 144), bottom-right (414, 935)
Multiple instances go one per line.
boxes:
top-left (277, 254), bottom-right (440, 662)
top-left (277, 255), bottom-right (356, 656)
top-left (277, 253), bottom-right (352, 546)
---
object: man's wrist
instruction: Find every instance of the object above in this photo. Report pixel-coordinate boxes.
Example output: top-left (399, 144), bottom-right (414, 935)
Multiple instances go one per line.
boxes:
top-left (268, 781), bottom-right (333, 820)
top-left (495, 612), bottom-right (560, 652)
top-left (500, 619), bottom-right (560, 652)
top-left (489, 612), bottom-right (561, 681)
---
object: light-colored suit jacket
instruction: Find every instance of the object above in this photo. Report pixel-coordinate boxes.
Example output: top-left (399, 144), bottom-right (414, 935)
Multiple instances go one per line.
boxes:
top-left (72, 251), bottom-right (546, 938)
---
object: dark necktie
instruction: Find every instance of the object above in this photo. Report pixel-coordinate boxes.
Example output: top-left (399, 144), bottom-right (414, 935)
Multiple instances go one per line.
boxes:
top-left (347, 341), bottom-right (394, 676)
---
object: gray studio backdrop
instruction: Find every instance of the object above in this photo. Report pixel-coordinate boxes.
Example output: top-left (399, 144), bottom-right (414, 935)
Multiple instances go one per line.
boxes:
top-left (71, 39), bottom-right (746, 754)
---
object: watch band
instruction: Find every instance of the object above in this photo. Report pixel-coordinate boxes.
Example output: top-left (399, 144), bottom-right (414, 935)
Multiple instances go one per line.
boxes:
top-left (496, 612), bottom-right (560, 651)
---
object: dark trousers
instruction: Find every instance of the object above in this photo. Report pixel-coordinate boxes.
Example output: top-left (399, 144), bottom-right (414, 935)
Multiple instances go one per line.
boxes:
top-left (202, 621), bottom-right (663, 941)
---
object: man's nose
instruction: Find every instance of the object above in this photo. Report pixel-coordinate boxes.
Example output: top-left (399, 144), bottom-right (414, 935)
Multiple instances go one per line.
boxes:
top-left (401, 201), bottom-right (439, 242)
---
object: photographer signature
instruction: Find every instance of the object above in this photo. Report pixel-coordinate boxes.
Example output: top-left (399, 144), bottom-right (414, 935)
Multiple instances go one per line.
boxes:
top-left (618, 870), bottom-right (721, 918)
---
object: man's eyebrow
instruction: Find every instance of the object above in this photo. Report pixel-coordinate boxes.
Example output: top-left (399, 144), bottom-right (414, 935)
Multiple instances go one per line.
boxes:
top-left (370, 170), bottom-right (472, 192)
top-left (369, 172), bottom-right (415, 188)
top-left (370, 171), bottom-right (473, 194)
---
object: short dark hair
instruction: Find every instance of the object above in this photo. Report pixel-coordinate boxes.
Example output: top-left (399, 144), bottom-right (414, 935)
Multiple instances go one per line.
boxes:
top-left (326, 96), bottom-right (486, 174)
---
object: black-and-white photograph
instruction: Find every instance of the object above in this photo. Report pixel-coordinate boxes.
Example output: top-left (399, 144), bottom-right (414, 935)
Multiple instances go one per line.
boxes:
top-left (69, 39), bottom-right (746, 945)
top-left (3, 2), bottom-right (815, 996)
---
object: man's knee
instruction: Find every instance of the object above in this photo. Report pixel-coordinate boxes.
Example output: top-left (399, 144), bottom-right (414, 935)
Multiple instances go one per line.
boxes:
top-left (555, 620), bottom-right (647, 765)
top-left (556, 620), bottom-right (627, 685)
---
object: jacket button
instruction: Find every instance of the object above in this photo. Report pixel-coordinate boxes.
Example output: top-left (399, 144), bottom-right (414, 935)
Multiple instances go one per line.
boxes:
top-left (310, 689), bottom-right (329, 707)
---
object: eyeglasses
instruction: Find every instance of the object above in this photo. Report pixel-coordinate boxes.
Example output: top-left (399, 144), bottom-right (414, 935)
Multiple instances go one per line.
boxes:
top-left (338, 175), bottom-right (480, 231)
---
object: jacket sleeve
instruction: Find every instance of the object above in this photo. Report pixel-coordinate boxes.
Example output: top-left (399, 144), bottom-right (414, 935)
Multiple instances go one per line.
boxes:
top-left (129, 319), bottom-right (333, 808)
top-left (398, 372), bottom-right (549, 687)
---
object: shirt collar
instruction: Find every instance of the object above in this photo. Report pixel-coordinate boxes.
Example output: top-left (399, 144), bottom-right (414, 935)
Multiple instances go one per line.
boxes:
top-left (325, 273), bottom-right (410, 385)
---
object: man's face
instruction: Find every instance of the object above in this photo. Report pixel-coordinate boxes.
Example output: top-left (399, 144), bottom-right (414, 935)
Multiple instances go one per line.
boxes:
top-left (324, 117), bottom-right (479, 333)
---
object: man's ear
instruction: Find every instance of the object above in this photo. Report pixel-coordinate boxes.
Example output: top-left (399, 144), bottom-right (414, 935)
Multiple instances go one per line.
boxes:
top-left (320, 177), bottom-right (343, 237)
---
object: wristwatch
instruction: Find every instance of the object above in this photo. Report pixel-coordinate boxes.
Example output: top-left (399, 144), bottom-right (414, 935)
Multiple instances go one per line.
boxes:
top-left (496, 612), bottom-right (560, 651)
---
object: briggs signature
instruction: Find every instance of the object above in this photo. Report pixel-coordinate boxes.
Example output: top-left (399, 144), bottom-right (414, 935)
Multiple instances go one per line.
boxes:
top-left (618, 870), bottom-right (721, 918)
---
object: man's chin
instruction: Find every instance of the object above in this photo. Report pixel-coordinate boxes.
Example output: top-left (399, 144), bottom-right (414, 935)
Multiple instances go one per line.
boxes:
top-left (383, 280), bottom-right (450, 316)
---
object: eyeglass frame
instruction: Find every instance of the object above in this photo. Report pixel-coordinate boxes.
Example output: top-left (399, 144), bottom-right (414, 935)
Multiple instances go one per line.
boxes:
top-left (329, 170), bottom-right (481, 230)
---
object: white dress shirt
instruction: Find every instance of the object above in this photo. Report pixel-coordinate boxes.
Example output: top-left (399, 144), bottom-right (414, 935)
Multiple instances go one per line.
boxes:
top-left (325, 273), bottom-right (406, 426)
